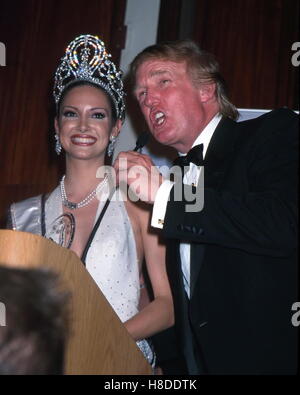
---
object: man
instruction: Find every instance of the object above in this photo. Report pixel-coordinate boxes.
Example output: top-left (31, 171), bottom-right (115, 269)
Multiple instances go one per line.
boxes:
top-left (0, 266), bottom-right (69, 374)
top-left (115, 40), bottom-right (298, 374)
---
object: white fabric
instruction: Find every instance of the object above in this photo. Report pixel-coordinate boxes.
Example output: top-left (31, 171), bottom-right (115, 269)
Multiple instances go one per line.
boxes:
top-left (151, 114), bottom-right (222, 297)
top-left (180, 114), bottom-right (222, 297)
top-left (151, 180), bottom-right (174, 228)
top-left (10, 195), bottom-right (43, 234)
top-left (45, 186), bottom-right (140, 323)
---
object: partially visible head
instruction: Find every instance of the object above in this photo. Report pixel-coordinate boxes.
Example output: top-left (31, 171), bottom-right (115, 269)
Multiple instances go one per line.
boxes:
top-left (130, 39), bottom-right (238, 122)
top-left (0, 266), bottom-right (70, 375)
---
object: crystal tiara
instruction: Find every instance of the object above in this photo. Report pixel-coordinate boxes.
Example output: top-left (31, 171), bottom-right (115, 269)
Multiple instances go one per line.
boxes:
top-left (53, 34), bottom-right (125, 120)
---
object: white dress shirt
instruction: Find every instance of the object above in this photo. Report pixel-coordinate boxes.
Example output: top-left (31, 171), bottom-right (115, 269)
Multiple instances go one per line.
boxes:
top-left (151, 113), bottom-right (222, 297)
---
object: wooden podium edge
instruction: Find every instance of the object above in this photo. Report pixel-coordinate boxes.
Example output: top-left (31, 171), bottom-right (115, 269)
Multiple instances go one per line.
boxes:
top-left (0, 230), bottom-right (152, 375)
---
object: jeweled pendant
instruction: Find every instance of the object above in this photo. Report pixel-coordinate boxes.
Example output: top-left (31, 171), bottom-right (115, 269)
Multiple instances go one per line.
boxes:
top-left (63, 200), bottom-right (77, 210)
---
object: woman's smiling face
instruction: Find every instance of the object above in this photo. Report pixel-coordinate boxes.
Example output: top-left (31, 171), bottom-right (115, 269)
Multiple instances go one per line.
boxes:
top-left (55, 84), bottom-right (121, 161)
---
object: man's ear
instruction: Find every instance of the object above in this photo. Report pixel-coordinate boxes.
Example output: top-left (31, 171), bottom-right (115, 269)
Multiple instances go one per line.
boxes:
top-left (199, 83), bottom-right (216, 103)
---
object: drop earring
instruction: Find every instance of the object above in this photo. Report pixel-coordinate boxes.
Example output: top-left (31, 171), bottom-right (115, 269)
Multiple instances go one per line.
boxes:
top-left (107, 135), bottom-right (117, 157)
top-left (55, 133), bottom-right (62, 155)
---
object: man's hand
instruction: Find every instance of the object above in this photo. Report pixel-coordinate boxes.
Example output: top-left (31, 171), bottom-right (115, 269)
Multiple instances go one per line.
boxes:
top-left (113, 151), bottom-right (164, 204)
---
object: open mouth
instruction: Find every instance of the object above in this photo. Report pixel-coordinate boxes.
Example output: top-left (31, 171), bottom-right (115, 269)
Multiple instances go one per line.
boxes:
top-left (71, 134), bottom-right (97, 145)
top-left (151, 111), bottom-right (166, 127)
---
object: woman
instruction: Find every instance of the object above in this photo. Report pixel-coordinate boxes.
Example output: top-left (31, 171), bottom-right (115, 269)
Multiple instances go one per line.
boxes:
top-left (8, 35), bottom-right (173, 366)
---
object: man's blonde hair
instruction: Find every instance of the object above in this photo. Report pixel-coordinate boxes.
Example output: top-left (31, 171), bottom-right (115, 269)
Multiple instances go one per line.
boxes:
top-left (130, 39), bottom-right (238, 120)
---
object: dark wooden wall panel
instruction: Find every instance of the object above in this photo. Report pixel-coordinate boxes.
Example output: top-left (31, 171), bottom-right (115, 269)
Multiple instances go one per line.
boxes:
top-left (0, 0), bottom-right (127, 226)
top-left (157, 0), bottom-right (299, 110)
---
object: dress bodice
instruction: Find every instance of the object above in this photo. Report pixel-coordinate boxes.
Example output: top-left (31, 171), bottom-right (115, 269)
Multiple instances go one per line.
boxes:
top-left (10, 186), bottom-right (140, 323)
top-left (46, 186), bottom-right (140, 323)
top-left (84, 193), bottom-right (140, 323)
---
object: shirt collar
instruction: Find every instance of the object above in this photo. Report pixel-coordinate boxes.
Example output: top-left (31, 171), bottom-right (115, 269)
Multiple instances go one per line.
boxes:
top-left (179, 113), bottom-right (222, 158)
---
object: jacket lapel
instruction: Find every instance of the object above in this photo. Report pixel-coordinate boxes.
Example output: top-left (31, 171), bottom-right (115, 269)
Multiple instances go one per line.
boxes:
top-left (204, 116), bottom-right (238, 188)
top-left (190, 117), bottom-right (239, 297)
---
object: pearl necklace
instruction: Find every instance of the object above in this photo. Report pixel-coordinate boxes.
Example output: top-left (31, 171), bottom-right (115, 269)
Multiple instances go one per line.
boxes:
top-left (60, 175), bottom-right (108, 210)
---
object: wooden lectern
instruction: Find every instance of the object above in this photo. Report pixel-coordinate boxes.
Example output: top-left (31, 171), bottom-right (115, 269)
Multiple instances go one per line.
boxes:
top-left (0, 230), bottom-right (152, 375)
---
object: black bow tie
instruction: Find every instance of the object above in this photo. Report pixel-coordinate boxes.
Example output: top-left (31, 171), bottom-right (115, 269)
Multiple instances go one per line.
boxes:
top-left (173, 144), bottom-right (204, 168)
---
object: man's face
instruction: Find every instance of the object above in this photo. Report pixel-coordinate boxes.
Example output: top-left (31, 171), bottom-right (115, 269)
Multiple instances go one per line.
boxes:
top-left (134, 59), bottom-right (206, 153)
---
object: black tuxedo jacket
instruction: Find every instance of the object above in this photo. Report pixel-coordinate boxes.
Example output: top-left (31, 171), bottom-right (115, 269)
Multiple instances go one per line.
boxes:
top-left (162, 108), bottom-right (298, 374)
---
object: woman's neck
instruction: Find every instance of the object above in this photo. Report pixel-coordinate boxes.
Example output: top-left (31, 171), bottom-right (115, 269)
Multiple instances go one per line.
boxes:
top-left (64, 157), bottom-right (106, 200)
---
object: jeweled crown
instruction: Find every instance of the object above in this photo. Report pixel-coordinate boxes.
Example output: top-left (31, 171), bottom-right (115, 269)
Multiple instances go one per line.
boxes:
top-left (53, 34), bottom-right (125, 120)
